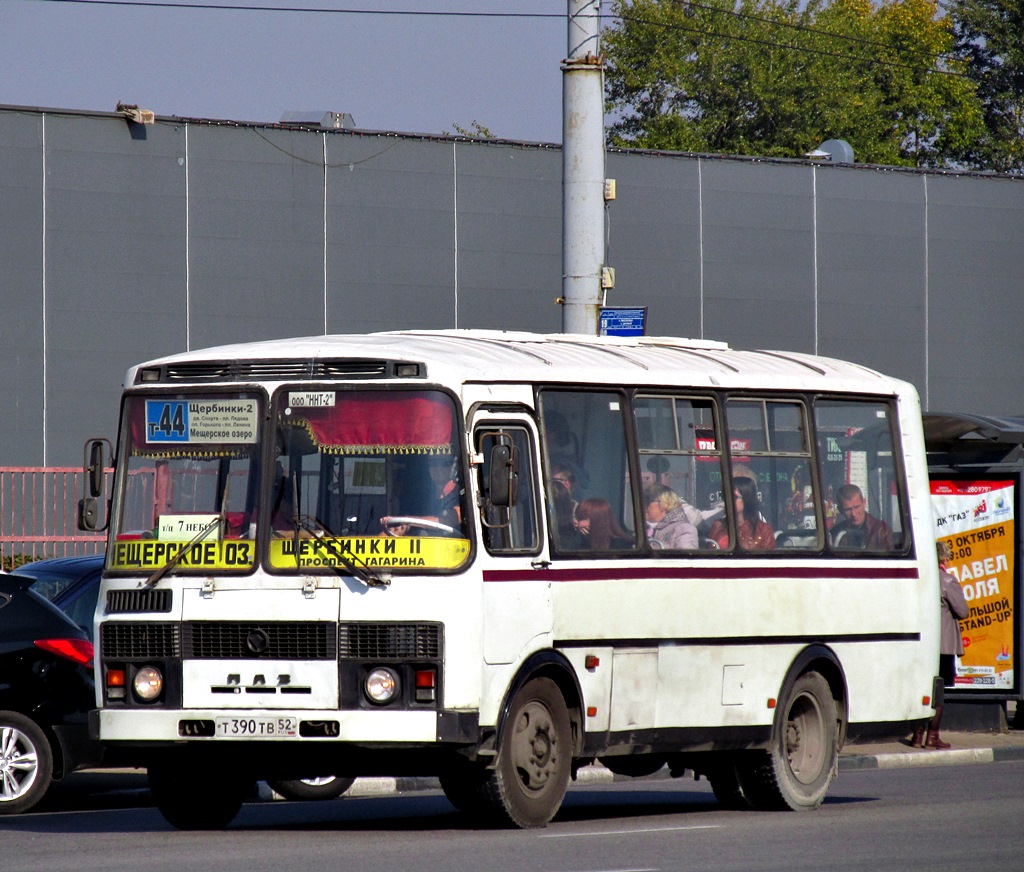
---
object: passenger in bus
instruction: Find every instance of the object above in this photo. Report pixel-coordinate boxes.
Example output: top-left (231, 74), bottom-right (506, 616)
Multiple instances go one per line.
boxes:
top-left (549, 463), bottom-right (579, 514)
top-left (549, 478), bottom-right (583, 549)
top-left (574, 497), bottom-right (633, 550)
top-left (644, 485), bottom-right (699, 551)
top-left (831, 484), bottom-right (893, 550)
top-left (709, 477), bottom-right (776, 551)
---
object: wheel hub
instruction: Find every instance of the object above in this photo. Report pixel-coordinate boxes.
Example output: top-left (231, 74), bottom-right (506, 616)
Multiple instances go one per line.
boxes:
top-left (1, 728), bottom-right (37, 800)
top-left (513, 702), bottom-right (559, 790)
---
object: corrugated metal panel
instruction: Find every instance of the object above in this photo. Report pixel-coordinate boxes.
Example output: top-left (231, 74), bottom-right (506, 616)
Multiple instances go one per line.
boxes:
top-left (0, 112), bottom-right (45, 465)
top-left (1, 107), bottom-right (1023, 470)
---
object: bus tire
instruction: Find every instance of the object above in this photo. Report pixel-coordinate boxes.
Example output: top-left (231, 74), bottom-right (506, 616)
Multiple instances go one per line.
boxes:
top-left (739, 671), bottom-right (838, 811)
top-left (149, 762), bottom-right (250, 830)
top-left (480, 677), bottom-right (571, 828)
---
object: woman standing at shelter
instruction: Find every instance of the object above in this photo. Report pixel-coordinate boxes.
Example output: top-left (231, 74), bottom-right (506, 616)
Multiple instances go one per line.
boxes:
top-left (912, 541), bottom-right (969, 749)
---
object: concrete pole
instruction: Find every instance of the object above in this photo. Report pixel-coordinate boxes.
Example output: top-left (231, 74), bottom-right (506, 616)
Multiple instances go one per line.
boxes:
top-left (561, 0), bottom-right (605, 336)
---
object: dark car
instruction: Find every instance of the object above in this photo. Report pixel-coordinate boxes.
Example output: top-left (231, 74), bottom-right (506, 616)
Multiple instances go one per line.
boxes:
top-left (12, 554), bottom-right (104, 641)
top-left (10, 555), bottom-right (352, 805)
top-left (0, 572), bottom-right (99, 814)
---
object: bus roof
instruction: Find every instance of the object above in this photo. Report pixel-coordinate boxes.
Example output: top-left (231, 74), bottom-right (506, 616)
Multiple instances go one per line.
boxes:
top-left (126, 329), bottom-right (910, 396)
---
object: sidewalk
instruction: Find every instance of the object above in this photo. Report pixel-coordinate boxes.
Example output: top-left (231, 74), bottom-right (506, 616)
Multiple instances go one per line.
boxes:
top-left (260, 728), bottom-right (1024, 801)
top-left (838, 728), bottom-right (1024, 771)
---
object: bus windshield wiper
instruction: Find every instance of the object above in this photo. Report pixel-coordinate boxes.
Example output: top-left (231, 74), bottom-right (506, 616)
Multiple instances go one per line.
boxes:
top-left (142, 478), bottom-right (229, 589)
top-left (293, 515), bottom-right (391, 589)
top-left (141, 515), bottom-right (222, 589)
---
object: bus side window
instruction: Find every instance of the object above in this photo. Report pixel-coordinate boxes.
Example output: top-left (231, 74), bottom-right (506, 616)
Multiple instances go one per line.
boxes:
top-left (724, 398), bottom-right (821, 551)
top-left (476, 427), bottom-right (540, 554)
top-left (539, 389), bottom-right (636, 553)
top-left (814, 400), bottom-right (907, 554)
top-left (633, 394), bottom-right (723, 552)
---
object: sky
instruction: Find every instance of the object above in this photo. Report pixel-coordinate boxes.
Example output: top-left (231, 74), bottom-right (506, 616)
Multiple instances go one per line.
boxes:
top-left (3, 0), bottom-right (581, 143)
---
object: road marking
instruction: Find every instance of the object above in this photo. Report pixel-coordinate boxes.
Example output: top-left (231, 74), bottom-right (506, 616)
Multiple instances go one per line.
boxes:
top-left (541, 824), bottom-right (721, 838)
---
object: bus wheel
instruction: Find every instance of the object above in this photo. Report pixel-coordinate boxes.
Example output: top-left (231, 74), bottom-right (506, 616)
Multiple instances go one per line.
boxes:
top-left (481, 677), bottom-right (572, 828)
top-left (149, 762), bottom-right (251, 830)
top-left (739, 671), bottom-right (838, 811)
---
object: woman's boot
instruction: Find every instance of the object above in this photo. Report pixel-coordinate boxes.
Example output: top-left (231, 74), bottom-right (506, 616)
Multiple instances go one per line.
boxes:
top-left (910, 724), bottom-right (926, 748)
top-left (924, 706), bottom-right (950, 749)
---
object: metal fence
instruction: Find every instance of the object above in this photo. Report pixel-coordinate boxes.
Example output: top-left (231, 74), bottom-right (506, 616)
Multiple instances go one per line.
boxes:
top-left (0, 467), bottom-right (109, 566)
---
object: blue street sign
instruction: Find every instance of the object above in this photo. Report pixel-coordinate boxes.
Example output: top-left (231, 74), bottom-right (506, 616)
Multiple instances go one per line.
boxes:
top-left (600, 307), bottom-right (647, 337)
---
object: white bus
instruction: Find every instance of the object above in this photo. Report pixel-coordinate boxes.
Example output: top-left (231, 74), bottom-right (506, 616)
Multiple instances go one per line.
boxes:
top-left (80, 330), bottom-right (940, 829)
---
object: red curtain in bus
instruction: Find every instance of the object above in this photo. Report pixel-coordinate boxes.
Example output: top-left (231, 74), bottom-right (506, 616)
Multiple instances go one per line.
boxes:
top-left (286, 392), bottom-right (454, 454)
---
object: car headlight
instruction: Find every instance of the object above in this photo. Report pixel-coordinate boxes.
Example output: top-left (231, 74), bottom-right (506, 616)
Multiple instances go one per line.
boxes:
top-left (364, 667), bottom-right (399, 704)
top-left (133, 666), bottom-right (164, 701)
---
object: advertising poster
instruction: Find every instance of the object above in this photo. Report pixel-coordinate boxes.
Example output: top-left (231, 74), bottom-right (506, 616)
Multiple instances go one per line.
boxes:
top-left (931, 479), bottom-right (1015, 691)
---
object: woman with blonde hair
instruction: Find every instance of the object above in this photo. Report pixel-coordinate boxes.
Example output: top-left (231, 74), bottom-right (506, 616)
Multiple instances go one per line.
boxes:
top-left (644, 485), bottom-right (698, 550)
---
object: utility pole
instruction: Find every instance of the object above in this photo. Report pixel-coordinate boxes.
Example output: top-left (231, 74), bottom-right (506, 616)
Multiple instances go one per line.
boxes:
top-left (561, 0), bottom-right (606, 336)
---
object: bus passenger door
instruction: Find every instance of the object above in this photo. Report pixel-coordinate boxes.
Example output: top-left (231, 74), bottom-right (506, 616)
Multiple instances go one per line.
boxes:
top-left (472, 415), bottom-right (552, 666)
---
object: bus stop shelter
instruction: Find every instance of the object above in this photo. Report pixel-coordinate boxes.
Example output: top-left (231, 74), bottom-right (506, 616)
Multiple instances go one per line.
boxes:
top-left (924, 412), bottom-right (1024, 730)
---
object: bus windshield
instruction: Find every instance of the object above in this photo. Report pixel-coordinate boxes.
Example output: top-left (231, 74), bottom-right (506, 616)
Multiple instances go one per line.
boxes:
top-left (109, 394), bottom-right (262, 573)
top-left (267, 388), bottom-right (471, 573)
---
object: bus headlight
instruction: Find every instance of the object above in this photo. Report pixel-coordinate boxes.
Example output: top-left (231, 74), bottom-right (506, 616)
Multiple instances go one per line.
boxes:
top-left (133, 666), bottom-right (164, 701)
top-left (364, 667), bottom-right (399, 705)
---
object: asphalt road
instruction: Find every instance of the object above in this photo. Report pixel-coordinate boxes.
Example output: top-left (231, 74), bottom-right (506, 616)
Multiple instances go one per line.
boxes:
top-left (4, 758), bottom-right (1022, 872)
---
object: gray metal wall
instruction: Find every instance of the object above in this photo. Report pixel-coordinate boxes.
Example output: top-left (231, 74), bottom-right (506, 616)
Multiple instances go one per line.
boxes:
top-left (2, 106), bottom-right (1022, 468)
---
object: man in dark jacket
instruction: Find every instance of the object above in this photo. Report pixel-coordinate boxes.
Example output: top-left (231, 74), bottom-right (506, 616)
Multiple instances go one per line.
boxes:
top-left (831, 484), bottom-right (894, 550)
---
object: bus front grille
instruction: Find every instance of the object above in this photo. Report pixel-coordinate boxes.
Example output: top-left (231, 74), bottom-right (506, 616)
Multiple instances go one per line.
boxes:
top-left (182, 621), bottom-right (338, 660)
top-left (338, 622), bottom-right (442, 659)
top-left (102, 622), bottom-right (181, 659)
top-left (106, 589), bottom-right (173, 613)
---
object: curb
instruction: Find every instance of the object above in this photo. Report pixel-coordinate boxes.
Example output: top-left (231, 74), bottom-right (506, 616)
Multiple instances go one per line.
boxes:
top-left (839, 744), bottom-right (1024, 772)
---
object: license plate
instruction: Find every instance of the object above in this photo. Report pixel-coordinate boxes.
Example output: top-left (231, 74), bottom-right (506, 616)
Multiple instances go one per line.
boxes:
top-left (214, 716), bottom-right (298, 738)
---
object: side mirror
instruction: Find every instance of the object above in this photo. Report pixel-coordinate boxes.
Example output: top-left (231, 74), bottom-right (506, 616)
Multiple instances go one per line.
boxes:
top-left (488, 443), bottom-right (520, 508)
top-left (85, 439), bottom-right (109, 497)
top-left (79, 438), bottom-right (112, 531)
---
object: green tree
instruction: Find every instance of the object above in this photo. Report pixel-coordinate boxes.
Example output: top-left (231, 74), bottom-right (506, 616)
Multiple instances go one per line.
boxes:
top-left (604, 0), bottom-right (983, 167)
top-left (871, 0), bottom-right (984, 166)
top-left (446, 121), bottom-right (496, 138)
top-left (950, 0), bottom-right (1024, 172)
